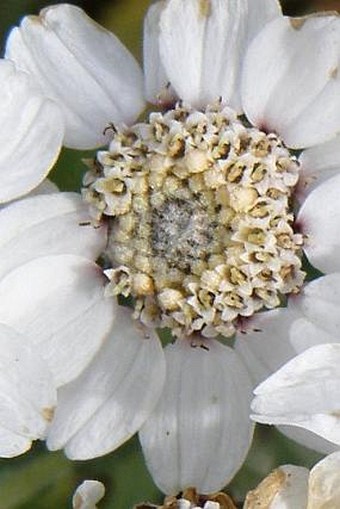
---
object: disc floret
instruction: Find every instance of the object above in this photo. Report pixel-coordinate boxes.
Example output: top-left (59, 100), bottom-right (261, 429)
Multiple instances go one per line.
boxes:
top-left (83, 102), bottom-right (304, 338)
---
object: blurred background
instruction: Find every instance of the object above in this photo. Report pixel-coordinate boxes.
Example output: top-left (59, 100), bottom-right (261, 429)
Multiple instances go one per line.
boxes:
top-left (0, 0), bottom-right (339, 507)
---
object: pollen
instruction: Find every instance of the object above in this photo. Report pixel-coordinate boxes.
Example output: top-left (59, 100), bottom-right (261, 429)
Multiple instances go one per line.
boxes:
top-left (83, 102), bottom-right (305, 338)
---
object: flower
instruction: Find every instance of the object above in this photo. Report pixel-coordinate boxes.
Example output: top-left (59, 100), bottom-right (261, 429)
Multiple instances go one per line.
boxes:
top-left (244, 451), bottom-right (340, 509)
top-left (2, 0), bottom-right (340, 497)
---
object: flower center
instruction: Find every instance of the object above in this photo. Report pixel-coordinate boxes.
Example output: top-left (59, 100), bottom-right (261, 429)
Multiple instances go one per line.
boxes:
top-left (83, 102), bottom-right (305, 338)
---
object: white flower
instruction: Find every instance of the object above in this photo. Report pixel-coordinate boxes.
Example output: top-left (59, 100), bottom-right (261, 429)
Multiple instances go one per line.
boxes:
top-left (244, 451), bottom-right (340, 509)
top-left (0, 184), bottom-right (253, 494)
top-left (2, 0), bottom-right (340, 497)
top-left (72, 480), bottom-right (105, 509)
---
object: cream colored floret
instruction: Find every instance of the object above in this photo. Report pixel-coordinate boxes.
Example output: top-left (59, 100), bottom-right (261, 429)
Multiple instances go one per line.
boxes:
top-left (83, 102), bottom-right (304, 338)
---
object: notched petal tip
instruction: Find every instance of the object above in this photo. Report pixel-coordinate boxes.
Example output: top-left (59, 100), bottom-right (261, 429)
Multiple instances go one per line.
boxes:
top-left (242, 13), bottom-right (340, 148)
top-left (198, 0), bottom-right (212, 18)
top-left (6, 3), bottom-right (144, 149)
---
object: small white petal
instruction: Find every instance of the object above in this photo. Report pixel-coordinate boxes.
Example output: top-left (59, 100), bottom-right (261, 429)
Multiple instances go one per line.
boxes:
top-left (295, 274), bottom-right (340, 338)
top-left (139, 339), bottom-right (254, 494)
top-left (298, 135), bottom-right (340, 199)
top-left (47, 308), bottom-right (165, 459)
top-left (235, 308), bottom-right (298, 385)
top-left (0, 255), bottom-right (115, 386)
top-left (308, 451), bottom-right (340, 508)
top-left (251, 344), bottom-right (340, 445)
top-left (278, 426), bottom-right (338, 455)
top-left (6, 4), bottom-right (144, 149)
top-left (298, 174), bottom-right (340, 273)
top-left (242, 15), bottom-right (340, 148)
top-left (144, 1), bottom-right (176, 105)
top-left (72, 480), bottom-right (105, 509)
top-left (0, 192), bottom-right (107, 280)
top-left (289, 316), bottom-right (338, 355)
top-left (0, 60), bottom-right (63, 203)
top-left (159, 0), bottom-right (281, 109)
top-left (0, 324), bottom-right (56, 457)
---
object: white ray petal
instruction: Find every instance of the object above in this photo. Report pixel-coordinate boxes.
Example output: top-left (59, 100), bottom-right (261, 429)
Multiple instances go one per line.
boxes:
top-left (242, 15), bottom-right (340, 148)
top-left (0, 324), bottom-right (56, 457)
top-left (47, 308), bottom-right (165, 459)
top-left (0, 427), bottom-right (33, 458)
top-left (0, 192), bottom-right (107, 280)
top-left (159, 0), bottom-right (281, 109)
top-left (144, 1), bottom-right (176, 106)
top-left (0, 179), bottom-right (58, 212)
top-left (289, 317), bottom-right (339, 354)
top-left (139, 338), bottom-right (254, 494)
top-left (27, 179), bottom-right (58, 196)
top-left (6, 4), bottom-right (144, 149)
top-left (294, 274), bottom-right (340, 338)
top-left (0, 255), bottom-right (115, 386)
top-left (297, 135), bottom-right (340, 199)
top-left (251, 344), bottom-right (340, 445)
top-left (298, 174), bottom-right (340, 273)
top-left (0, 60), bottom-right (63, 203)
top-left (278, 426), bottom-right (338, 455)
top-left (235, 308), bottom-right (298, 386)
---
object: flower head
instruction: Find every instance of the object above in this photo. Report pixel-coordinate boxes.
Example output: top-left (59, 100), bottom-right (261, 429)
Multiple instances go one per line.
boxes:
top-left (84, 101), bottom-right (304, 338)
top-left (2, 0), bottom-right (340, 498)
